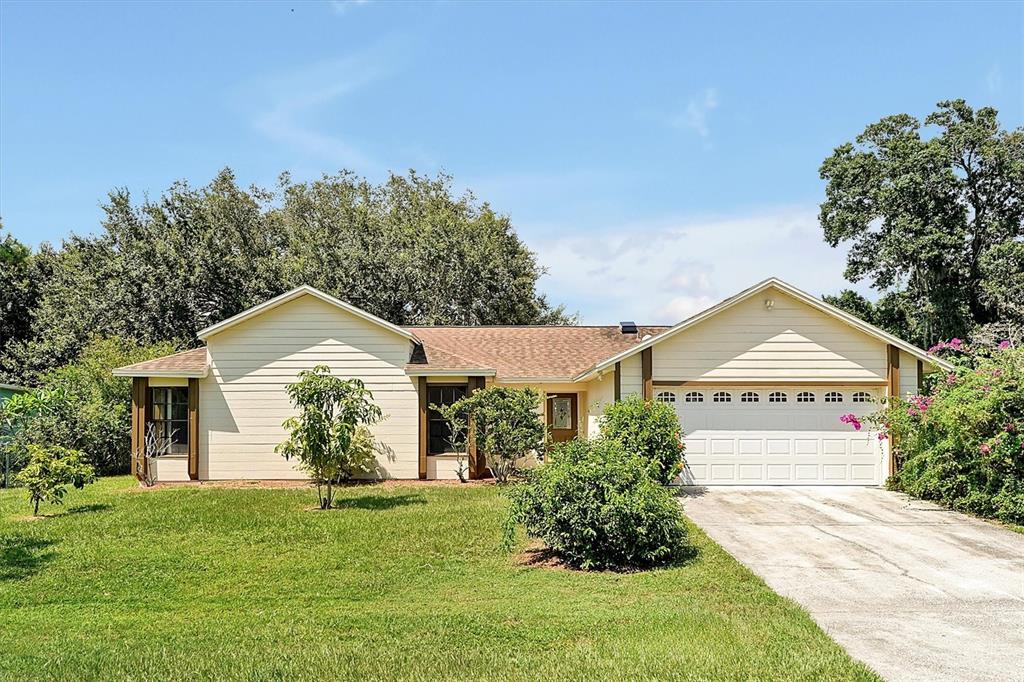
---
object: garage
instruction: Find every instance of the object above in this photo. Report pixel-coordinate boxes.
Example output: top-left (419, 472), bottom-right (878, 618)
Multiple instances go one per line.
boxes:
top-left (662, 387), bottom-right (886, 485)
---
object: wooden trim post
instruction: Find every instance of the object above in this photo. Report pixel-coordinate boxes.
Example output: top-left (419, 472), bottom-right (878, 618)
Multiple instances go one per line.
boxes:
top-left (467, 376), bottom-right (485, 480)
top-left (917, 359), bottom-right (924, 393)
top-left (418, 377), bottom-right (428, 480)
top-left (188, 378), bottom-right (200, 481)
top-left (613, 362), bottom-right (621, 402)
top-left (641, 348), bottom-right (653, 401)
top-left (887, 344), bottom-right (901, 475)
top-left (131, 377), bottom-right (149, 481)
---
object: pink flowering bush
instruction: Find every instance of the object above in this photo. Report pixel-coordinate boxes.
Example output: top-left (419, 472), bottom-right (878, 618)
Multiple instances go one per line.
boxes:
top-left (860, 343), bottom-right (1024, 523)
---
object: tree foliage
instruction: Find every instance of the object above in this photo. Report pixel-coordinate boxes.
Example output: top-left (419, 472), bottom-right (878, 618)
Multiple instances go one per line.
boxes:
top-left (14, 444), bottom-right (96, 516)
top-left (277, 366), bottom-right (383, 509)
top-left (0, 226), bottom-right (40, 372)
top-left (599, 395), bottom-right (685, 485)
top-left (1, 169), bottom-right (573, 384)
top-left (819, 100), bottom-right (1024, 346)
top-left (449, 387), bottom-right (545, 483)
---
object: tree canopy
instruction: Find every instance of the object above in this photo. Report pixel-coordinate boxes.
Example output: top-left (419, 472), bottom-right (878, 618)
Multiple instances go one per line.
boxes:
top-left (819, 100), bottom-right (1024, 346)
top-left (1, 169), bottom-right (574, 383)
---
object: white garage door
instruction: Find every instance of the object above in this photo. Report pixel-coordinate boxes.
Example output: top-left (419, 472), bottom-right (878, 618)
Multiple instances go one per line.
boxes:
top-left (661, 387), bottom-right (886, 485)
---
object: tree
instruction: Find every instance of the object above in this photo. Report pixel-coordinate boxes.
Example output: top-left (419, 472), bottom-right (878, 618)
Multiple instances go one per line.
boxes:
top-left (0, 226), bottom-right (40, 378)
top-left (819, 100), bottom-right (1024, 346)
top-left (599, 395), bottom-right (685, 485)
top-left (277, 366), bottom-right (383, 509)
top-left (14, 444), bottom-right (96, 516)
top-left (430, 400), bottom-right (470, 483)
top-left (450, 387), bottom-right (545, 483)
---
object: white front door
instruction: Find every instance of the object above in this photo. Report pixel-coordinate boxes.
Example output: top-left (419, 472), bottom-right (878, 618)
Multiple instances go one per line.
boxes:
top-left (659, 387), bottom-right (886, 485)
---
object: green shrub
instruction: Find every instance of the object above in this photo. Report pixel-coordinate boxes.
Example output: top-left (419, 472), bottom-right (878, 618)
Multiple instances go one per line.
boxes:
top-left (506, 439), bottom-right (690, 570)
top-left (450, 386), bottom-right (545, 483)
top-left (599, 395), bottom-right (684, 484)
top-left (862, 343), bottom-right (1024, 524)
top-left (14, 443), bottom-right (96, 516)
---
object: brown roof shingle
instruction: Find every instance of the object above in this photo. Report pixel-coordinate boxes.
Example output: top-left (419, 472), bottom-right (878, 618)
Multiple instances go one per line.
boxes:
top-left (407, 326), bottom-right (669, 380)
top-left (114, 348), bottom-right (208, 375)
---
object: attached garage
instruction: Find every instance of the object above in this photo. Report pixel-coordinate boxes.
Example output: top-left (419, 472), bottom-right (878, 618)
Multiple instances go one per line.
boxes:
top-left (659, 387), bottom-right (885, 485)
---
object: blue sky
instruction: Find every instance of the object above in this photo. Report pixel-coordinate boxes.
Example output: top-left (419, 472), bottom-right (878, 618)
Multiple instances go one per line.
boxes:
top-left (2, 1), bottom-right (1021, 323)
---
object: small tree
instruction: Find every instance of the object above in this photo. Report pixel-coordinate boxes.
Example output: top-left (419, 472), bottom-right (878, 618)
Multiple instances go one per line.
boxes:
top-left (431, 401), bottom-right (469, 483)
top-left (276, 365), bottom-right (383, 509)
top-left (600, 395), bottom-right (685, 485)
top-left (14, 444), bottom-right (96, 516)
top-left (451, 387), bottom-right (544, 483)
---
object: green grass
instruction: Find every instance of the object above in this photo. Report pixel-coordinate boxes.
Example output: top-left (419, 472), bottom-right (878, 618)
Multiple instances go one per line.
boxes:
top-left (0, 477), bottom-right (877, 681)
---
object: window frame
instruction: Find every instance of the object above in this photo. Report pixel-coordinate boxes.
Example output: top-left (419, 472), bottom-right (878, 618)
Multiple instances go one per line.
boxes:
top-left (712, 391), bottom-right (732, 403)
top-left (796, 391), bottom-right (816, 403)
top-left (768, 391), bottom-right (787, 403)
top-left (655, 391), bottom-right (677, 404)
top-left (852, 391), bottom-right (872, 403)
top-left (740, 391), bottom-right (759, 403)
top-left (684, 391), bottom-right (704, 403)
top-left (148, 386), bottom-right (189, 455)
top-left (824, 391), bottom-right (843, 403)
top-left (427, 383), bottom-right (468, 455)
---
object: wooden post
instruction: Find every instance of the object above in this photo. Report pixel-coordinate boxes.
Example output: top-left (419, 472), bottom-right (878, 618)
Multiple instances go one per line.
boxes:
top-left (641, 348), bottom-right (653, 401)
top-left (467, 376), bottom-right (485, 480)
top-left (188, 378), bottom-right (200, 481)
top-left (887, 345), bottom-right (901, 475)
top-left (418, 377), bottom-right (428, 480)
top-left (131, 377), bottom-right (149, 481)
top-left (613, 362), bottom-right (621, 402)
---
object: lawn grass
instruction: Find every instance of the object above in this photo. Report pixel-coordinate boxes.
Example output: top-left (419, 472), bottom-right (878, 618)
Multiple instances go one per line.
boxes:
top-left (0, 477), bottom-right (878, 681)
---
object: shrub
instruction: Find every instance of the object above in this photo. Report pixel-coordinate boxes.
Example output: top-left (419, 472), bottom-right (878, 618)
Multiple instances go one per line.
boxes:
top-left (14, 444), bottom-right (96, 516)
top-left (853, 342), bottom-right (1024, 524)
top-left (277, 366), bottom-right (383, 509)
top-left (506, 439), bottom-right (690, 570)
top-left (450, 387), bottom-right (545, 483)
top-left (600, 395), bottom-right (684, 484)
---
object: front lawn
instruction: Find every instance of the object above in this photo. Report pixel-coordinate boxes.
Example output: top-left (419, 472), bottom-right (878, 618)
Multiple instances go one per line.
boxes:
top-left (0, 477), bottom-right (877, 681)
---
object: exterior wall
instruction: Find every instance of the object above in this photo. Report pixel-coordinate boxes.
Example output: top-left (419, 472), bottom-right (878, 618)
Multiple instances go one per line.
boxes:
top-left (899, 350), bottom-right (919, 397)
top-left (619, 354), bottom-right (643, 398)
top-left (651, 287), bottom-right (889, 383)
top-left (585, 373), bottom-right (615, 437)
top-left (199, 294), bottom-right (419, 481)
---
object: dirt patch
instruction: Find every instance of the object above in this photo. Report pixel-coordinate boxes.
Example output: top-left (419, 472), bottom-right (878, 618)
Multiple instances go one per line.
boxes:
top-left (514, 543), bottom-right (575, 571)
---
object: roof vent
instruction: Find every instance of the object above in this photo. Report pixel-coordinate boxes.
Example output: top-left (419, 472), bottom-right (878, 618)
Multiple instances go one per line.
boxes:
top-left (619, 321), bottom-right (638, 335)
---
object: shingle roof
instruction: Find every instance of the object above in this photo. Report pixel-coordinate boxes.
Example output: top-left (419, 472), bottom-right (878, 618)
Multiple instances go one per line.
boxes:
top-left (407, 326), bottom-right (669, 380)
top-left (112, 348), bottom-right (208, 376)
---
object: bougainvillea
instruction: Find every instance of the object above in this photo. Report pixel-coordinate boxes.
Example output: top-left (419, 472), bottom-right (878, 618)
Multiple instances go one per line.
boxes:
top-left (844, 342), bottom-right (1023, 524)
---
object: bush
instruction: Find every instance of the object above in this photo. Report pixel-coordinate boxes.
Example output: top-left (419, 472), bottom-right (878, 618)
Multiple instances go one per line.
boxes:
top-left (450, 387), bottom-right (545, 483)
top-left (860, 342), bottom-right (1024, 524)
top-left (506, 439), bottom-right (690, 570)
top-left (600, 395), bottom-right (684, 484)
top-left (14, 444), bottom-right (96, 516)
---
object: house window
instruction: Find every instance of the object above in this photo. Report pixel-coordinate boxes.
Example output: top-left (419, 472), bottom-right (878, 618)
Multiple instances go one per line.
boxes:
top-left (768, 391), bottom-right (787, 403)
top-left (428, 384), bottom-right (467, 454)
top-left (796, 391), bottom-right (815, 403)
top-left (684, 391), bottom-right (704, 403)
top-left (712, 391), bottom-right (732, 403)
top-left (825, 391), bottom-right (843, 403)
top-left (740, 391), bottom-right (759, 403)
top-left (149, 387), bottom-right (189, 455)
top-left (853, 391), bottom-right (871, 403)
top-left (655, 391), bottom-right (676, 404)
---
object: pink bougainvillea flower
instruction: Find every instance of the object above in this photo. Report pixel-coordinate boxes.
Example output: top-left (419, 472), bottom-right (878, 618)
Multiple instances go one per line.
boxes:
top-left (949, 338), bottom-right (963, 349)
top-left (998, 340), bottom-right (1011, 350)
top-left (839, 413), bottom-right (862, 431)
top-left (982, 385), bottom-right (992, 393)
top-left (878, 432), bottom-right (888, 441)
top-left (945, 373), bottom-right (957, 385)
top-left (979, 443), bottom-right (991, 455)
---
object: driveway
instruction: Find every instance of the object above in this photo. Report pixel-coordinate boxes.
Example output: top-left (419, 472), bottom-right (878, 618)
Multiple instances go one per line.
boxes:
top-left (680, 487), bottom-right (1024, 682)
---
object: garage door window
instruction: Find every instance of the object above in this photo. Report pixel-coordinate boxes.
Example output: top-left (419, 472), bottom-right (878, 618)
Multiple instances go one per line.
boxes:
top-left (796, 391), bottom-right (815, 403)
top-left (853, 391), bottom-right (871, 403)
top-left (712, 391), bottom-right (732, 403)
top-left (825, 391), bottom-right (843, 403)
top-left (655, 391), bottom-right (676, 404)
top-left (684, 391), bottom-right (704, 403)
top-left (740, 391), bottom-right (759, 403)
top-left (768, 391), bottom-right (787, 403)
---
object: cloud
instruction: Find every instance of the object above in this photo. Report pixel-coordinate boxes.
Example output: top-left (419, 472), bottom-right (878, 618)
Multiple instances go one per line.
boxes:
top-left (329, 0), bottom-right (370, 15)
top-left (529, 206), bottom-right (871, 324)
top-left (670, 88), bottom-right (719, 138)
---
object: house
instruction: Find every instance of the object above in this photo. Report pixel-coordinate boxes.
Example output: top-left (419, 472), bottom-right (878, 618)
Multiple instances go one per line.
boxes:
top-left (113, 278), bottom-right (950, 486)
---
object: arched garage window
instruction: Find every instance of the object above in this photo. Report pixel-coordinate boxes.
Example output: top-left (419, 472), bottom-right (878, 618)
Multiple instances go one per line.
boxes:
top-left (796, 391), bottom-right (815, 403)
top-left (824, 391), bottom-right (843, 403)
top-left (684, 392), bottom-right (704, 403)
top-left (655, 391), bottom-right (676, 404)
top-left (740, 391), bottom-right (759, 403)
top-left (712, 391), bottom-right (732, 403)
top-left (769, 391), bottom-right (787, 403)
top-left (852, 391), bottom-right (871, 403)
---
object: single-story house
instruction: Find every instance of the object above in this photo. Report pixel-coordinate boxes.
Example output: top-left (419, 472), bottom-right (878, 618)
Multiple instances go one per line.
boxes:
top-left (113, 277), bottom-right (951, 486)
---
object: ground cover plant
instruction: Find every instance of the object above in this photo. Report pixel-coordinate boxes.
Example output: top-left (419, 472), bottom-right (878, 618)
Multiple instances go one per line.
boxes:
top-left (0, 477), bottom-right (878, 681)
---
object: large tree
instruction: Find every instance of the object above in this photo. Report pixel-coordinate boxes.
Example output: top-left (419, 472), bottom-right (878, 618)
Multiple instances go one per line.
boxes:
top-left (2, 169), bottom-right (573, 382)
top-left (0, 227), bottom-right (41, 378)
top-left (819, 100), bottom-right (1024, 346)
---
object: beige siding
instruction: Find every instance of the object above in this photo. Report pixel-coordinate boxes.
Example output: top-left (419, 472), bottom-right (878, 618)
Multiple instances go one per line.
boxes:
top-left (200, 294), bottom-right (418, 480)
top-left (619, 354), bottom-right (643, 398)
top-left (586, 374), bottom-right (615, 437)
top-left (899, 351), bottom-right (919, 397)
top-left (150, 456), bottom-right (189, 482)
top-left (651, 287), bottom-right (888, 383)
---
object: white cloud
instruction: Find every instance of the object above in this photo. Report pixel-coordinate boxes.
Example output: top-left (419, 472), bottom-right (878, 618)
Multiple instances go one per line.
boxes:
top-left (671, 88), bottom-right (719, 138)
top-left (529, 206), bottom-right (871, 324)
top-left (329, 0), bottom-right (370, 15)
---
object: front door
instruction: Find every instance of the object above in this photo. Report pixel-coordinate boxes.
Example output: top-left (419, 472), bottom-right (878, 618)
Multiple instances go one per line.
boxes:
top-left (547, 393), bottom-right (578, 443)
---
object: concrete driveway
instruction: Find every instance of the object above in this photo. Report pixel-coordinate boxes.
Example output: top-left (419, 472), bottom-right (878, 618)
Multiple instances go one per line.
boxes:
top-left (680, 487), bottom-right (1024, 682)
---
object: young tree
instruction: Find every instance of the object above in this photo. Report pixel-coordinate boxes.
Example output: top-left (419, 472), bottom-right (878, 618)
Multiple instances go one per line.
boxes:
top-left (430, 401), bottom-right (470, 483)
top-left (14, 444), bottom-right (96, 516)
top-left (819, 100), bottom-right (1024, 345)
top-left (451, 387), bottom-right (545, 483)
top-left (276, 366), bottom-right (383, 509)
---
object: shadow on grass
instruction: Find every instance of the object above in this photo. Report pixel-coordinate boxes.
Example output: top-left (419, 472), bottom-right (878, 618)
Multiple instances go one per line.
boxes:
top-left (333, 494), bottom-right (427, 511)
top-left (65, 503), bottom-right (112, 515)
top-left (673, 485), bottom-right (710, 499)
top-left (0, 536), bottom-right (57, 581)
top-left (516, 543), bottom-right (699, 574)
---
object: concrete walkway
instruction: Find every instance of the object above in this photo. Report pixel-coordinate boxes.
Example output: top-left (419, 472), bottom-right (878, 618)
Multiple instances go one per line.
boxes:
top-left (680, 487), bottom-right (1024, 682)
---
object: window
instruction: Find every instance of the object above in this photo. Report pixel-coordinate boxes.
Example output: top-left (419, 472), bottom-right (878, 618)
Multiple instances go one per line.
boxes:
top-left (740, 391), bottom-right (759, 403)
top-left (149, 387), bottom-right (189, 455)
top-left (684, 391), bottom-right (704, 403)
top-left (655, 391), bottom-right (676, 404)
top-left (853, 391), bottom-right (871, 403)
top-left (825, 391), bottom-right (843, 403)
top-left (768, 391), bottom-right (787, 403)
top-left (796, 391), bottom-right (815, 403)
top-left (712, 391), bottom-right (732, 403)
top-left (551, 397), bottom-right (573, 429)
top-left (427, 384), bottom-right (467, 454)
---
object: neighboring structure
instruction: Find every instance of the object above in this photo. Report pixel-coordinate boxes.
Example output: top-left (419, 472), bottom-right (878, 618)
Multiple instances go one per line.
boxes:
top-left (114, 278), bottom-right (950, 486)
top-left (0, 383), bottom-right (27, 403)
